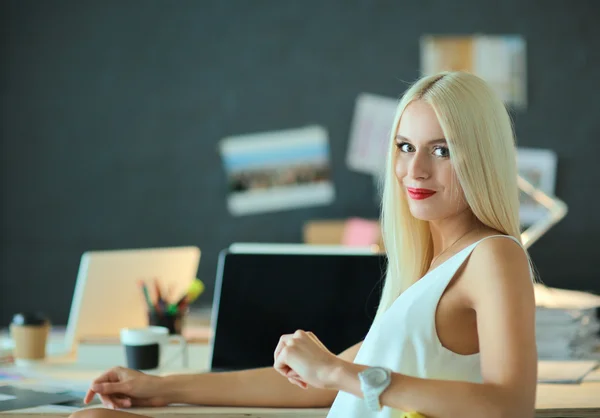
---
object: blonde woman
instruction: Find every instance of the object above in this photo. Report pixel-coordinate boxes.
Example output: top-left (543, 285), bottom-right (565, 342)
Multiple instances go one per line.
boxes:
top-left (73, 71), bottom-right (538, 418)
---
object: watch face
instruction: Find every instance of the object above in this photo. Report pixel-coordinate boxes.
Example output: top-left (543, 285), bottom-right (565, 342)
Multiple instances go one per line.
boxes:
top-left (364, 367), bottom-right (389, 386)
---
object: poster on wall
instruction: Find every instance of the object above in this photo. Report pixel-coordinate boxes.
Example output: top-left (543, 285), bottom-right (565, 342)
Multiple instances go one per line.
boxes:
top-left (517, 147), bottom-right (558, 226)
top-left (346, 93), bottom-right (398, 176)
top-left (420, 35), bottom-right (527, 109)
top-left (218, 125), bottom-right (335, 216)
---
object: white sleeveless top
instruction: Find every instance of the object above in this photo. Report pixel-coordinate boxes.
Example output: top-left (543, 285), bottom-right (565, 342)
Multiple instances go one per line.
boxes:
top-left (326, 235), bottom-right (523, 417)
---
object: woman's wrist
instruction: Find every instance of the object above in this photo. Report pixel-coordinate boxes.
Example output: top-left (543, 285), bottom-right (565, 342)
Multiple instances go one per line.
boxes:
top-left (160, 374), bottom-right (188, 404)
top-left (323, 358), bottom-right (362, 391)
top-left (325, 359), bottom-right (365, 395)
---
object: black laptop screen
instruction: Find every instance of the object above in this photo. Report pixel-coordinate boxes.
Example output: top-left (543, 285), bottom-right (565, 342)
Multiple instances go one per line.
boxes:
top-left (210, 250), bottom-right (386, 371)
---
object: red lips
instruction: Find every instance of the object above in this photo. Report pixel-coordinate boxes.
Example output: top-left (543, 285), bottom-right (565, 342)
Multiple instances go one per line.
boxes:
top-left (407, 187), bottom-right (436, 200)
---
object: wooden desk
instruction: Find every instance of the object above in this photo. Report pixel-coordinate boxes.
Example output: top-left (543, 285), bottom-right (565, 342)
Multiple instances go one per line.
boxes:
top-left (5, 406), bottom-right (330, 418)
top-left (1, 341), bottom-right (599, 417)
top-left (5, 383), bottom-right (600, 418)
top-left (2, 374), bottom-right (599, 417)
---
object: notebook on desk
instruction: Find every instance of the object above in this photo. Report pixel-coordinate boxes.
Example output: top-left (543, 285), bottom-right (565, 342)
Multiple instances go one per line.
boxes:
top-left (208, 243), bottom-right (386, 372)
top-left (0, 386), bottom-right (79, 412)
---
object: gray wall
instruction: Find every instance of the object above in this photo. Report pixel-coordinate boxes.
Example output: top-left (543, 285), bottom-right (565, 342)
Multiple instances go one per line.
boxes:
top-left (1, 0), bottom-right (599, 326)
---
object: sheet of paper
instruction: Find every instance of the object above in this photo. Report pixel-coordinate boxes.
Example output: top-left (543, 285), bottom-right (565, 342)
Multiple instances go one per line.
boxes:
top-left (0, 370), bottom-right (23, 381)
top-left (14, 379), bottom-right (92, 399)
top-left (538, 360), bottom-right (599, 383)
top-left (535, 284), bottom-right (600, 310)
top-left (0, 385), bottom-right (79, 412)
top-left (420, 34), bottom-right (527, 109)
top-left (346, 93), bottom-right (397, 175)
top-left (7, 404), bottom-right (79, 413)
top-left (341, 218), bottom-right (380, 247)
top-left (582, 365), bottom-right (600, 382)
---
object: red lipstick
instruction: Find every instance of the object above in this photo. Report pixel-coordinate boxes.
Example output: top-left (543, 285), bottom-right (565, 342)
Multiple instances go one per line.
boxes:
top-left (407, 187), bottom-right (436, 200)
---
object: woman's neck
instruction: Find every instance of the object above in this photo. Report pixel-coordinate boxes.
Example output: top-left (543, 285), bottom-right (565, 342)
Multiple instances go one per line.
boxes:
top-left (428, 210), bottom-right (484, 259)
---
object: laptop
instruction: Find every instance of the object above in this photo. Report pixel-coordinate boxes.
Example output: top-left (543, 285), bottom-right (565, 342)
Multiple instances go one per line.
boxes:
top-left (209, 243), bottom-right (386, 371)
top-left (65, 246), bottom-right (200, 353)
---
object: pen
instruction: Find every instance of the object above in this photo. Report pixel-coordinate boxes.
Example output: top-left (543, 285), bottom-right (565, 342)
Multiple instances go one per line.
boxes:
top-left (154, 278), bottom-right (166, 313)
top-left (175, 295), bottom-right (188, 312)
top-left (139, 281), bottom-right (155, 314)
top-left (166, 303), bottom-right (179, 316)
top-left (186, 279), bottom-right (204, 303)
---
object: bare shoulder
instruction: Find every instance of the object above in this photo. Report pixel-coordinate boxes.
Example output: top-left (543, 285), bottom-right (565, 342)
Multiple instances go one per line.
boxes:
top-left (462, 234), bottom-right (533, 307)
top-left (458, 234), bottom-right (537, 399)
top-left (472, 234), bottom-right (530, 270)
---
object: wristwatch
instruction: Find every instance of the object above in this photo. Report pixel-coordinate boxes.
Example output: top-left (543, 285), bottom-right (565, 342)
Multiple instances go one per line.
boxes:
top-left (358, 366), bottom-right (393, 411)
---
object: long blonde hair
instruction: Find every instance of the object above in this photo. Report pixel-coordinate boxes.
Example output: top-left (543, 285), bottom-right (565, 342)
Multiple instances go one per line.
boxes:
top-left (376, 71), bottom-right (532, 320)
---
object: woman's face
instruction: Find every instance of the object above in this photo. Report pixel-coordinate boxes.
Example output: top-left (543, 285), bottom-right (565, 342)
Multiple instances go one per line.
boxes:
top-left (394, 100), bottom-right (470, 221)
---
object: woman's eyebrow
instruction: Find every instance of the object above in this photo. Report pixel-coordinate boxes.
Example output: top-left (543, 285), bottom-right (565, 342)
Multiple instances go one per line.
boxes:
top-left (395, 135), bottom-right (447, 145)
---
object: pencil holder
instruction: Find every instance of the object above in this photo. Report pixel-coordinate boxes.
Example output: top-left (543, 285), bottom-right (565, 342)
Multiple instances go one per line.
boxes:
top-left (147, 310), bottom-right (185, 335)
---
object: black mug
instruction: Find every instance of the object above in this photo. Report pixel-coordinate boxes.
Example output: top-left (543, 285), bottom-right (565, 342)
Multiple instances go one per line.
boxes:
top-left (119, 326), bottom-right (187, 370)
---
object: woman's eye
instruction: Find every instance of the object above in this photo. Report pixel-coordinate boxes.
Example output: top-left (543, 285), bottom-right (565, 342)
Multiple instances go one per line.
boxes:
top-left (396, 142), bottom-right (414, 153)
top-left (433, 146), bottom-right (450, 158)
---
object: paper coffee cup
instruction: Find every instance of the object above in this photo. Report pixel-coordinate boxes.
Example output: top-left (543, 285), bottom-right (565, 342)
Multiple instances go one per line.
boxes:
top-left (10, 312), bottom-right (50, 364)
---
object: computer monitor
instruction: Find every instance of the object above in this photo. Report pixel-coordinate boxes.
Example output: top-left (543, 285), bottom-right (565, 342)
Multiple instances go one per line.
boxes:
top-left (65, 246), bottom-right (200, 353)
top-left (209, 243), bottom-right (386, 371)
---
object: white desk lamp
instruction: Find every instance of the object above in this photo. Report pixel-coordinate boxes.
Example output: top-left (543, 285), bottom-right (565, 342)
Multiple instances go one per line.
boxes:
top-left (518, 174), bottom-right (568, 249)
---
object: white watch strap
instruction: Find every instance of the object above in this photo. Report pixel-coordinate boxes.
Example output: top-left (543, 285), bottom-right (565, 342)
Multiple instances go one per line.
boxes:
top-left (359, 367), bottom-right (391, 412)
top-left (364, 390), bottom-right (381, 411)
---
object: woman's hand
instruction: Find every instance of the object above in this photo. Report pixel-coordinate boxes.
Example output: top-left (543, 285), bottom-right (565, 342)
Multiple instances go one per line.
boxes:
top-left (84, 366), bottom-right (168, 409)
top-left (273, 330), bottom-right (344, 390)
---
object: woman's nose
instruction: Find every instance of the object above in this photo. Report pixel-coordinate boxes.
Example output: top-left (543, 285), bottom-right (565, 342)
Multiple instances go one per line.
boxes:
top-left (408, 151), bottom-right (431, 180)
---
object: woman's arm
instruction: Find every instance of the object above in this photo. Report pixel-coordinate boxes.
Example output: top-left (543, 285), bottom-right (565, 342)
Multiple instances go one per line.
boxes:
top-left (325, 237), bottom-right (538, 418)
top-left (162, 366), bottom-right (327, 407)
top-left (162, 340), bottom-right (363, 407)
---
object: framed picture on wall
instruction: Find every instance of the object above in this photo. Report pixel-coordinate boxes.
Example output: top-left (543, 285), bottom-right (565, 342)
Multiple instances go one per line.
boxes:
top-left (346, 92), bottom-right (398, 176)
top-left (517, 147), bottom-right (558, 226)
top-left (420, 34), bottom-right (527, 109)
top-left (218, 125), bottom-right (335, 216)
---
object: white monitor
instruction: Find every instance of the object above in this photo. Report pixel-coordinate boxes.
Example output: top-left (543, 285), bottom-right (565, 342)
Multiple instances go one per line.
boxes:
top-left (64, 246), bottom-right (201, 353)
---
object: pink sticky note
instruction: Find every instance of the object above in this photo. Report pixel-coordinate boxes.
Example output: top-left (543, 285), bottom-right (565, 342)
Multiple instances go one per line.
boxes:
top-left (341, 218), bottom-right (380, 246)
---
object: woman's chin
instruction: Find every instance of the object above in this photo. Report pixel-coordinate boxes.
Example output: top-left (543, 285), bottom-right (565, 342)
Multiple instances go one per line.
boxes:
top-left (408, 206), bottom-right (440, 221)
